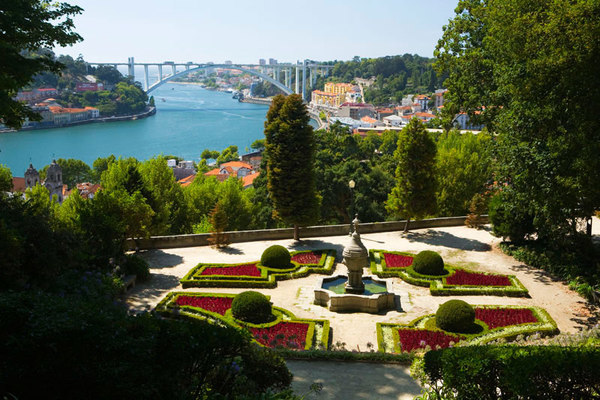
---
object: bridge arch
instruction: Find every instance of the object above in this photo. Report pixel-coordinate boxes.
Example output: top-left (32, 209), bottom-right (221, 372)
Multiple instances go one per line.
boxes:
top-left (146, 64), bottom-right (293, 95)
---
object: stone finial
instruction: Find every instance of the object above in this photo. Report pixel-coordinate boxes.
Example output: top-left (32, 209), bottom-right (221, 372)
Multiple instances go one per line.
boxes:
top-left (352, 214), bottom-right (360, 236)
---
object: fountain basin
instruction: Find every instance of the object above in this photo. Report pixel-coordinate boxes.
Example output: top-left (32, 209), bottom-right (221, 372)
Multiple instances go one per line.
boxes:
top-left (314, 275), bottom-right (396, 313)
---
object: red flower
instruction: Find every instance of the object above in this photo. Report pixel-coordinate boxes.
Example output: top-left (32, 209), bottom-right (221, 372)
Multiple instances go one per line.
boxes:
top-left (175, 295), bottom-right (233, 315)
top-left (445, 269), bottom-right (511, 286)
top-left (397, 329), bottom-right (464, 352)
top-left (475, 308), bottom-right (537, 329)
top-left (291, 251), bottom-right (322, 265)
top-left (200, 263), bottom-right (261, 277)
top-left (250, 322), bottom-right (309, 350)
top-left (383, 253), bottom-right (414, 268)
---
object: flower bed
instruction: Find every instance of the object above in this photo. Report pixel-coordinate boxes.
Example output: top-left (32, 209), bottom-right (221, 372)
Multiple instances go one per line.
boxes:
top-left (397, 329), bottom-right (465, 352)
top-left (369, 249), bottom-right (528, 297)
top-left (175, 295), bottom-right (233, 315)
top-left (181, 249), bottom-right (336, 288)
top-left (200, 263), bottom-right (262, 277)
top-left (475, 307), bottom-right (538, 329)
top-left (445, 269), bottom-right (511, 286)
top-left (156, 291), bottom-right (329, 351)
top-left (377, 305), bottom-right (557, 353)
top-left (251, 321), bottom-right (310, 349)
top-left (383, 252), bottom-right (414, 268)
top-left (291, 251), bottom-right (324, 265)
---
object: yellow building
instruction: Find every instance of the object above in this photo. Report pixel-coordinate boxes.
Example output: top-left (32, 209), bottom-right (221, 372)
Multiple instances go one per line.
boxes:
top-left (324, 82), bottom-right (354, 96)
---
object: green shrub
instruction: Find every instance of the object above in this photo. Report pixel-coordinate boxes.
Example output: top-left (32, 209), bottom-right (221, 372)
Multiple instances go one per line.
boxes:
top-left (261, 245), bottom-right (291, 269)
top-left (232, 291), bottom-right (275, 323)
top-left (488, 191), bottom-right (535, 242)
top-left (419, 345), bottom-right (600, 400)
top-left (122, 254), bottom-right (150, 282)
top-left (413, 250), bottom-right (444, 276)
top-left (435, 300), bottom-right (475, 333)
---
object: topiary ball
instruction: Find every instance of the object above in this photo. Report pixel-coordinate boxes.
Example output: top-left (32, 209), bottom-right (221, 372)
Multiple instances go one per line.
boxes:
top-left (435, 300), bottom-right (475, 333)
top-left (260, 245), bottom-right (291, 269)
top-left (231, 291), bottom-right (274, 324)
top-left (412, 250), bottom-right (445, 276)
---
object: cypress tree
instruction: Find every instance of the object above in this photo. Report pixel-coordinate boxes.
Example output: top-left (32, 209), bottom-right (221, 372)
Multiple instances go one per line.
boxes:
top-left (264, 94), bottom-right (320, 240)
top-left (386, 118), bottom-right (437, 232)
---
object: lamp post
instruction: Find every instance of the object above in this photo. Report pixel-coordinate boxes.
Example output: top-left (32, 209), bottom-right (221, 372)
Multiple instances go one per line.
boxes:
top-left (348, 179), bottom-right (356, 230)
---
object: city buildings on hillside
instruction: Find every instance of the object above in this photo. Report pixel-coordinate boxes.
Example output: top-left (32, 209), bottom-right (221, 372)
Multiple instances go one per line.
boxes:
top-left (202, 160), bottom-right (260, 189)
top-left (311, 82), bottom-right (362, 108)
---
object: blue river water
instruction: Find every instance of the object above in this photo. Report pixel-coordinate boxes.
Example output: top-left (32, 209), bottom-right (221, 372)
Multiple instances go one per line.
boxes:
top-left (0, 83), bottom-right (273, 175)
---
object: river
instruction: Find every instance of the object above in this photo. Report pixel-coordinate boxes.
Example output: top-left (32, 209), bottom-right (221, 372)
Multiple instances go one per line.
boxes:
top-left (0, 83), bottom-right (273, 175)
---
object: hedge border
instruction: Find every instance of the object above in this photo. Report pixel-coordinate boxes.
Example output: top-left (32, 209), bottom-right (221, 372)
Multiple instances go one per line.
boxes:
top-left (181, 249), bottom-right (336, 288)
top-left (156, 291), bottom-right (330, 350)
top-left (376, 305), bottom-right (558, 353)
top-left (369, 249), bottom-right (529, 297)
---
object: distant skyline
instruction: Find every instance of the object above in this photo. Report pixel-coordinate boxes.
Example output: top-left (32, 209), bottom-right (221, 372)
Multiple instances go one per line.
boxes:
top-left (54, 0), bottom-right (459, 64)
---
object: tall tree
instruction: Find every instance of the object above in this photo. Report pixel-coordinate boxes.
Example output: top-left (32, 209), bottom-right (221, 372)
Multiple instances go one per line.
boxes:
top-left (0, 0), bottom-right (82, 128)
top-left (436, 0), bottom-right (600, 243)
top-left (386, 118), bottom-right (437, 232)
top-left (0, 165), bottom-right (12, 193)
top-left (265, 94), bottom-right (320, 240)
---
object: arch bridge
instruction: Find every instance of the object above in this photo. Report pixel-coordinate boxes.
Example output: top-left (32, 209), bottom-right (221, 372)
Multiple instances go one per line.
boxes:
top-left (88, 58), bottom-right (333, 101)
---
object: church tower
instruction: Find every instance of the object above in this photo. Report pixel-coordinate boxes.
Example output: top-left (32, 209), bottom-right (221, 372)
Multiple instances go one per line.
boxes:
top-left (24, 164), bottom-right (40, 189)
top-left (44, 160), bottom-right (64, 203)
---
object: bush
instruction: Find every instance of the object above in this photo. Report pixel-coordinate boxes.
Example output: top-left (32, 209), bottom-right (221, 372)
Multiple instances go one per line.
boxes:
top-left (122, 254), bottom-right (150, 282)
top-left (261, 245), bottom-right (291, 269)
top-left (232, 291), bottom-right (275, 324)
top-left (488, 191), bottom-right (535, 242)
top-left (435, 300), bottom-right (475, 333)
top-left (413, 250), bottom-right (445, 276)
top-left (419, 345), bottom-right (600, 400)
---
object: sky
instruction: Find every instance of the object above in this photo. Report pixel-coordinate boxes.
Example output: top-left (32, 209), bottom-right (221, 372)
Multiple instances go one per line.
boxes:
top-left (54, 0), bottom-right (459, 64)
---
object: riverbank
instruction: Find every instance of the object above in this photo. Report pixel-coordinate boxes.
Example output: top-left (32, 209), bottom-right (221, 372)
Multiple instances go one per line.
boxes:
top-left (240, 97), bottom-right (272, 105)
top-left (2, 106), bottom-right (156, 133)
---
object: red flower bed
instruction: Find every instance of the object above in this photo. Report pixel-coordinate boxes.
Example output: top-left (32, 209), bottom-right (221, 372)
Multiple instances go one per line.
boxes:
top-left (250, 321), bottom-right (309, 349)
top-left (291, 251), bottom-right (322, 265)
top-left (398, 329), bottom-right (464, 352)
top-left (445, 269), bottom-right (511, 286)
top-left (200, 263), bottom-right (261, 277)
top-left (175, 295), bottom-right (233, 315)
top-left (383, 253), bottom-right (414, 268)
top-left (475, 308), bottom-right (538, 329)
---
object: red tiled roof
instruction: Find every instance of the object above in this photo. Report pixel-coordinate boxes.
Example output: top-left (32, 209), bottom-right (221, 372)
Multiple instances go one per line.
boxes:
top-left (205, 168), bottom-right (221, 176)
top-left (241, 172), bottom-right (260, 188)
top-left (219, 161), bottom-right (252, 170)
top-left (361, 116), bottom-right (378, 123)
top-left (11, 177), bottom-right (26, 192)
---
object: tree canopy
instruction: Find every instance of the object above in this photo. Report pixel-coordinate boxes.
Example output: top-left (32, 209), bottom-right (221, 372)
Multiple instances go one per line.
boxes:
top-left (0, 0), bottom-right (82, 128)
top-left (265, 94), bottom-right (320, 239)
top-left (436, 0), bottom-right (600, 243)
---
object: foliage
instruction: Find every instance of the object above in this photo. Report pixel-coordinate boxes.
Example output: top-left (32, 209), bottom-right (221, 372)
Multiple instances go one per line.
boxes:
top-left (417, 345), bottom-right (600, 400)
top-left (0, 291), bottom-right (292, 399)
top-left (488, 191), bottom-right (534, 242)
top-left (413, 250), bottom-right (445, 276)
top-left (265, 94), bottom-right (320, 238)
top-left (436, 0), bottom-right (600, 245)
top-left (40, 158), bottom-right (93, 188)
top-left (435, 300), bottom-right (475, 333)
top-left (0, 0), bottom-right (82, 128)
top-left (91, 154), bottom-right (115, 182)
top-left (465, 192), bottom-right (488, 228)
top-left (59, 80), bottom-right (148, 116)
top-left (434, 130), bottom-right (493, 216)
top-left (251, 138), bottom-right (265, 150)
top-left (231, 291), bottom-right (275, 324)
top-left (328, 55), bottom-right (443, 105)
top-left (386, 118), bottom-right (437, 228)
top-left (122, 254), bottom-right (150, 282)
top-left (217, 145), bottom-right (240, 165)
top-left (208, 200), bottom-right (230, 248)
top-left (261, 245), bottom-right (291, 269)
top-left (0, 164), bottom-right (13, 192)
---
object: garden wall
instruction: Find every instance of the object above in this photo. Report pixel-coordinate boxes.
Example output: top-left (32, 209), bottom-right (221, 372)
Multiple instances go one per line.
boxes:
top-left (125, 216), bottom-right (488, 250)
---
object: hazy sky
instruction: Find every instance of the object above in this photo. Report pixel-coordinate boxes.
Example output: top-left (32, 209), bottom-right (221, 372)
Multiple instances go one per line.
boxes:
top-left (55, 0), bottom-right (459, 64)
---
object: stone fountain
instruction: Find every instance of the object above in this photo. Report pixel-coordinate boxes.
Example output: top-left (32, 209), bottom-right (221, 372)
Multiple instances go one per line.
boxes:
top-left (314, 215), bottom-right (396, 313)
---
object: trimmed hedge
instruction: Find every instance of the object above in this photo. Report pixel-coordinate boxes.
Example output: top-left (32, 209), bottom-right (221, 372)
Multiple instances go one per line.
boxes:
top-left (156, 292), bottom-right (330, 351)
top-left (413, 250), bottom-right (445, 276)
top-left (435, 300), bottom-right (476, 333)
top-left (421, 345), bottom-right (600, 399)
top-left (232, 291), bottom-right (274, 324)
top-left (261, 245), bottom-right (291, 269)
top-left (181, 249), bottom-right (336, 288)
top-left (369, 250), bottom-right (529, 297)
top-left (377, 305), bottom-right (558, 353)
